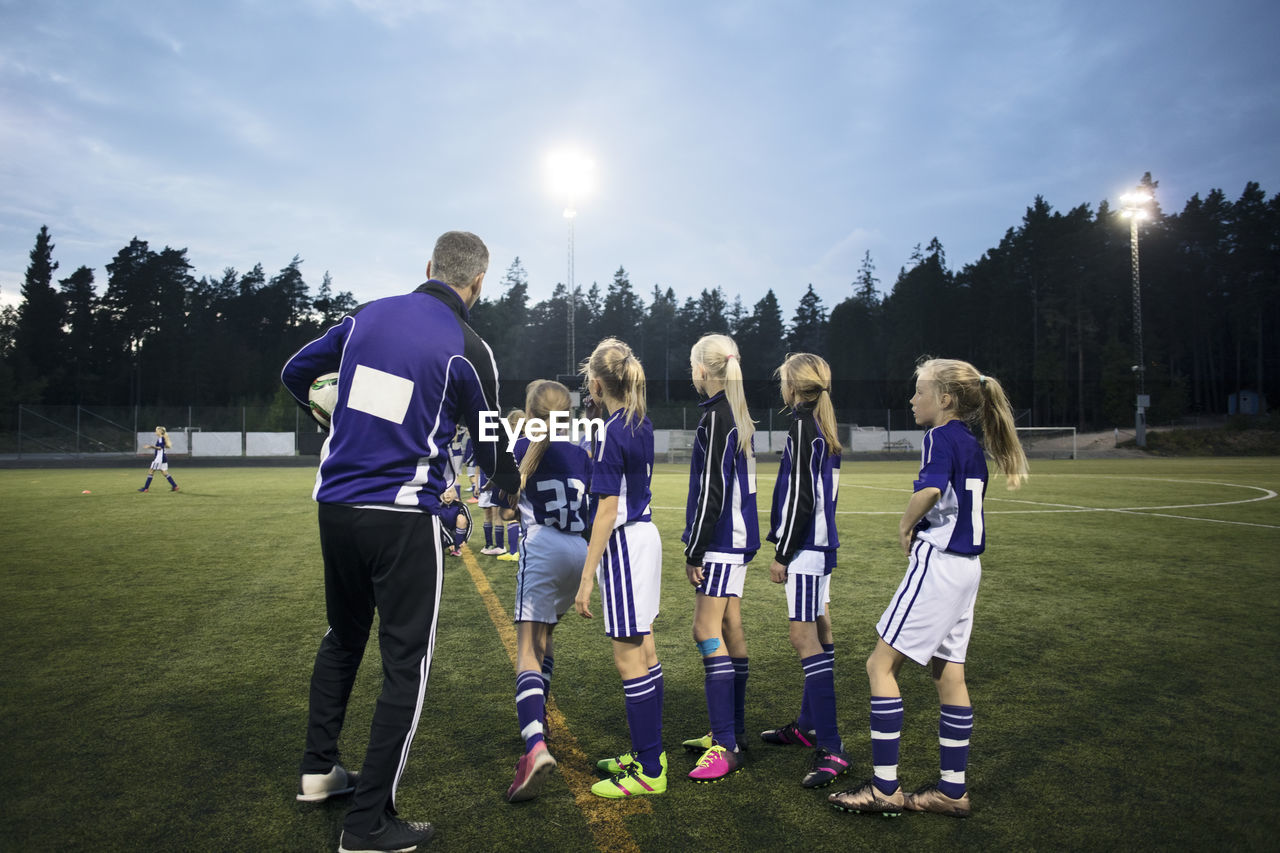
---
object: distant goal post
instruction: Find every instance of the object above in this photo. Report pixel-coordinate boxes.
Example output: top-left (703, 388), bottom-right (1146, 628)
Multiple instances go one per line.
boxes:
top-left (1016, 426), bottom-right (1077, 460)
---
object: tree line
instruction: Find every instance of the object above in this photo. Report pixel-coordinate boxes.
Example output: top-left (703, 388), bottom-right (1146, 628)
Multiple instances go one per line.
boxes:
top-left (3, 173), bottom-right (1276, 429)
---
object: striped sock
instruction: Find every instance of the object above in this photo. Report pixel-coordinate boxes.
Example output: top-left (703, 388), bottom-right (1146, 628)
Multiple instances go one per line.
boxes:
top-left (483, 522), bottom-right (493, 548)
top-left (649, 662), bottom-right (664, 713)
top-left (801, 652), bottom-right (840, 751)
top-left (541, 655), bottom-right (555, 692)
top-left (797, 643), bottom-right (833, 731)
top-left (731, 657), bottom-right (749, 739)
top-left (515, 669), bottom-right (546, 751)
top-left (494, 524), bottom-right (504, 549)
top-left (506, 523), bottom-right (520, 554)
top-left (870, 695), bottom-right (905, 795)
top-left (540, 655), bottom-right (554, 731)
top-left (938, 704), bottom-right (973, 798)
top-left (142, 476), bottom-right (153, 490)
top-left (623, 671), bottom-right (663, 778)
top-left (703, 655), bottom-right (736, 752)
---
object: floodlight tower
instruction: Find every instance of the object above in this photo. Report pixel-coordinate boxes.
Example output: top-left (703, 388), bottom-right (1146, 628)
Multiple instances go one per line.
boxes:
top-left (1120, 186), bottom-right (1153, 448)
top-left (547, 149), bottom-right (595, 373)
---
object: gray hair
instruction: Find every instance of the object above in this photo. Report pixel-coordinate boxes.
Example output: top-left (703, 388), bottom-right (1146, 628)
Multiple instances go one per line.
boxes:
top-left (430, 231), bottom-right (489, 290)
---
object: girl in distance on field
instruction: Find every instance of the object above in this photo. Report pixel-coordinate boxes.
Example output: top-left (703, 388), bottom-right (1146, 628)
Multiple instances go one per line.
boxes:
top-left (478, 414), bottom-right (524, 556)
top-left (138, 426), bottom-right (179, 492)
top-left (829, 356), bottom-right (1027, 818)
top-left (496, 409), bottom-right (526, 562)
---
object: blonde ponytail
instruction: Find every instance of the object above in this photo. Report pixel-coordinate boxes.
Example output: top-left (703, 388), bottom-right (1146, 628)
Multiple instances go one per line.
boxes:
top-left (776, 353), bottom-right (842, 454)
top-left (583, 337), bottom-right (647, 428)
top-left (976, 375), bottom-right (1028, 489)
top-left (519, 380), bottom-right (572, 492)
top-left (691, 333), bottom-right (756, 454)
top-left (915, 357), bottom-right (1028, 490)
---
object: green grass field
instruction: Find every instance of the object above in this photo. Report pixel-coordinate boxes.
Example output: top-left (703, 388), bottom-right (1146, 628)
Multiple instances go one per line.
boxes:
top-left (2, 458), bottom-right (1279, 851)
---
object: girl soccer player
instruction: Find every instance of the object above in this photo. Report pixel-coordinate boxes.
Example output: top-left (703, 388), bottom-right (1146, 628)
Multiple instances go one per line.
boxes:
top-left (829, 357), bottom-right (1027, 818)
top-left (764, 353), bottom-right (848, 789)
top-left (138, 426), bottom-right (179, 492)
top-left (504, 382), bottom-right (591, 802)
top-left (497, 409), bottom-right (526, 562)
top-left (574, 338), bottom-right (668, 798)
top-left (437, 486), bottom-right (472, 557)
top-left (680, 334), bottom-right (759, 782)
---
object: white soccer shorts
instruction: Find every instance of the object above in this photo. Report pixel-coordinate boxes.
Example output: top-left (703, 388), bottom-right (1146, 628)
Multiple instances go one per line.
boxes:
top-left (597, 520), bottom-right (662, 638)
top-left (784, 549), bottom-right (831, 622)
top-left (876, 539), bottom-right (981, 666)
top-left (514, 525), bottom-right (589, 624)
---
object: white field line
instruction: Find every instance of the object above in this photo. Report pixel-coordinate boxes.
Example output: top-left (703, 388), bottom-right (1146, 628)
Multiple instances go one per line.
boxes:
top-left (651, 478), bottom-right (1280, 529)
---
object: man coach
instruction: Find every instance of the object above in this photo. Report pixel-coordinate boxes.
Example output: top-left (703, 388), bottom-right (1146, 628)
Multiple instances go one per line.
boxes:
top-left (281, 231), bottom-right (519, 852)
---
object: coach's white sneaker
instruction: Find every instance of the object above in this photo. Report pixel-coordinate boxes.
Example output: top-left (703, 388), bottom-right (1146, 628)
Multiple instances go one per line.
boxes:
top-left (297, 763), bottom-right (359, 802)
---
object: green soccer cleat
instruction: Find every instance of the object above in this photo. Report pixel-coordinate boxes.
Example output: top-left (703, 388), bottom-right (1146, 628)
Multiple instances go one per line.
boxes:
top-left (681, 732), bottom-right (713, 752)
top-left (590, 762), bottom-right (667, 798)
top-left (596, 749), bottom-right (667, 776)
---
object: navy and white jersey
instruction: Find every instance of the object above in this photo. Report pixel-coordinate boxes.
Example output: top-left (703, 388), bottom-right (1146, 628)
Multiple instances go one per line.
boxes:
top-left (682, 391), bottom-right (759, 565)
top-left (513, 436), bottom-right (591, 533)
top-left (150, 439), bottom-right (169, 465)
top-left (281, 280), bottom-right (520, 513)
top-left (448, 433), bottom-right (466, 465)
top-left (766, 403), bottom-right (841, 571)
top-left (913, 420), bottom-right (988, 555)
top-left (589, 410), bottom-right (654, 529)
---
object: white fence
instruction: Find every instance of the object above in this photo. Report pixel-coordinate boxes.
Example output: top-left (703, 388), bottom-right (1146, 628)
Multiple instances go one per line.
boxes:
top-left (137, 431), bottom-right (296, 458)
top-left (129, 425), bottom-right (924, 460)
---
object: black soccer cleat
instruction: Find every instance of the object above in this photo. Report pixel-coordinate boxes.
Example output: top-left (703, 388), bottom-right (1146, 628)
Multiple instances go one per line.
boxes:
top-left (338, 816), bottom-right (435, 852)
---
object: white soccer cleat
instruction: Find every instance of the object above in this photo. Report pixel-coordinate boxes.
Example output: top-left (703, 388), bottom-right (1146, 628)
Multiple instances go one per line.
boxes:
top-left (297, 763), bottom-right (358, 802)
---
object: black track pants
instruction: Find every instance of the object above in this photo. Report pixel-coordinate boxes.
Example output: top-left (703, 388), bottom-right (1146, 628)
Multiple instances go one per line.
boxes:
top-left (301, 503), bottom-right (443, 837)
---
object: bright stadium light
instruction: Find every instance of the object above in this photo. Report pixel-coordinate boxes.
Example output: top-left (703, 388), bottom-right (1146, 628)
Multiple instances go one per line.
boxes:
top-left (546, 148), bottom-right (595, 372)
top-left (547, 148), bottom-right (595, 209)
top-left (1120, 184), bottom-right (1154, 448)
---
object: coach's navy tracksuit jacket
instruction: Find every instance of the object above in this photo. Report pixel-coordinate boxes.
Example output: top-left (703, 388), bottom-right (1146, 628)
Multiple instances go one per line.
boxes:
top-left (281, 279), bottom-right (520, 509)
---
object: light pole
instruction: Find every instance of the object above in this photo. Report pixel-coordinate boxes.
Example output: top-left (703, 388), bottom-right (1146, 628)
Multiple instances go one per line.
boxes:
top-left (547, 149), bottom-right (595, 374)
top-left (564, 205), bottom-right (577, 372)
top-left (1120, 186), bottom-right (1152, 447)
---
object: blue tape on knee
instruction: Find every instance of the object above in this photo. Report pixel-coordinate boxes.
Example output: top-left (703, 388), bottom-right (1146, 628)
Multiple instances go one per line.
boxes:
top-left (696, 637), bottom-right (721, 656)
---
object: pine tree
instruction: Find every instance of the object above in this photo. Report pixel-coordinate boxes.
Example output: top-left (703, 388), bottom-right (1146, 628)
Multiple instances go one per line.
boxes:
top-left (787, 284), bottom-right (827, 355)
top-left (737, 290), bottom-right (786, 379)
top-left (599, 266), bottom-right (642, 344)
top-left (10, 225), bottom-right (65, 400)
top-left (59, 266), bottom-right (97, 403)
